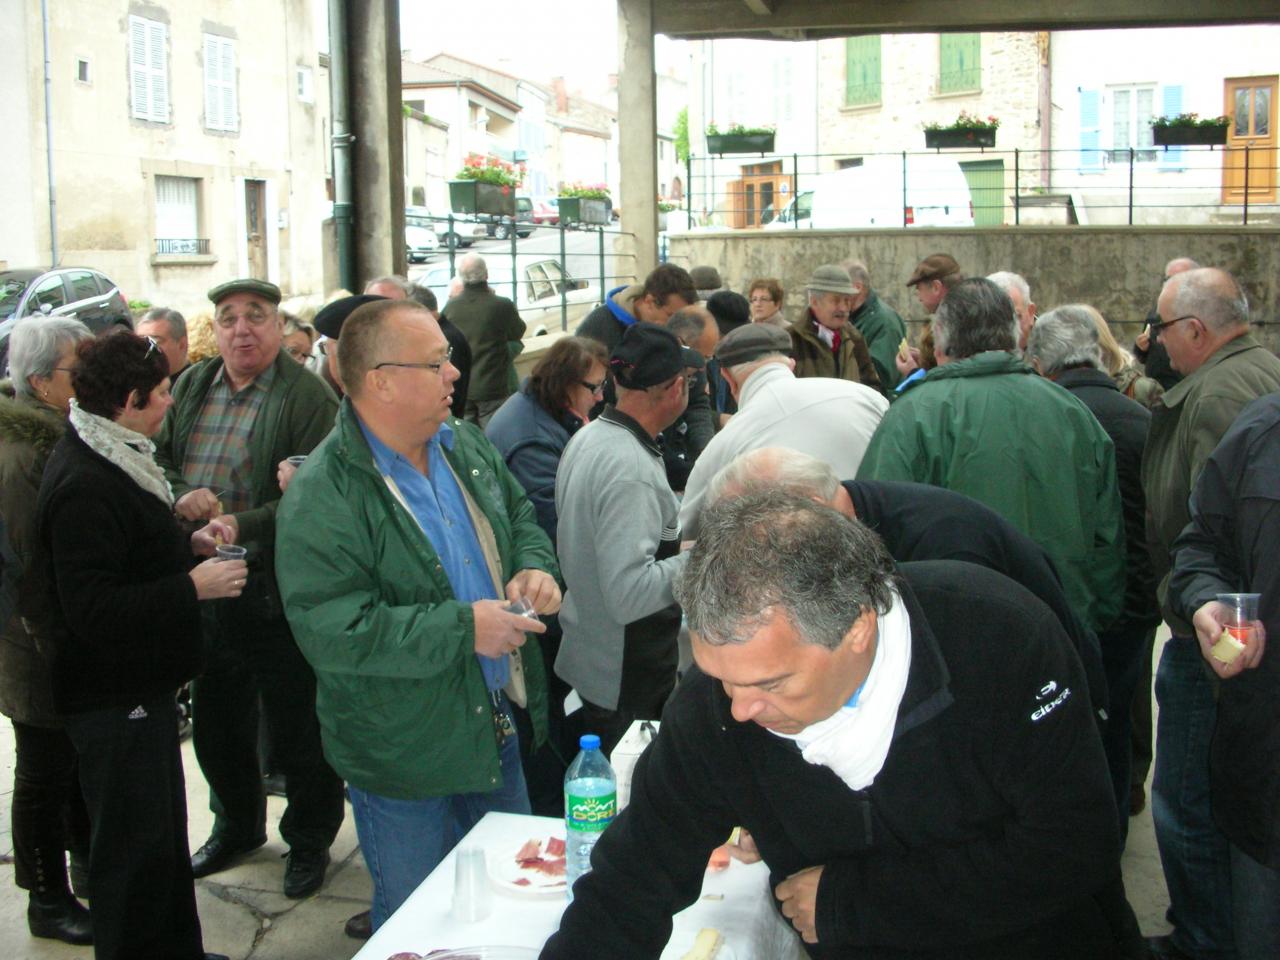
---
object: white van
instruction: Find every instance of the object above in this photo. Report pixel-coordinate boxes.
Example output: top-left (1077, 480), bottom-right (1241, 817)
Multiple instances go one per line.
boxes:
top-left (764, 155), bottom-right (974, 229)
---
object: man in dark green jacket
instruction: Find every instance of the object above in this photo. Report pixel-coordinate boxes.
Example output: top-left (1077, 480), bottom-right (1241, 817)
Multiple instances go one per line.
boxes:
top-left (276, 298), bottom-right (560, 933)
top-left (858, 278), bottom-right (1124, 637)
top-left (844, 260), bottom-right (907, 390)
top-left (155, 278), bottom-right (345, 899)
top-left (442, 254), bottom-right (526, 427)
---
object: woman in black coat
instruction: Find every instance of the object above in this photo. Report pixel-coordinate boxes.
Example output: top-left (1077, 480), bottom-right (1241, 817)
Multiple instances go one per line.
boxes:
top-left (31, 331), bottom-right (248, 960)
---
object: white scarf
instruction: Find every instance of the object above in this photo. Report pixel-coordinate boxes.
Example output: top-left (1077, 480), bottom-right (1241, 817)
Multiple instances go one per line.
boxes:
top-left (69, 399), bottom-right (175, 508)
top-left (772, 590), bottom-right (912, 791)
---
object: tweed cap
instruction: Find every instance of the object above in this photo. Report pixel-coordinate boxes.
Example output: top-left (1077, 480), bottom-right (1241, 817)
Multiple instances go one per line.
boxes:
top-left (610, 323), bottom-right (704, 389)
top-left (690, 265), bottom-right (724, 294)
top-left (906, 254), bottom-right (961, 287)
top-left (208, 278), bottom-right (282, 306)
top-left (314, 294), bottom-right (386, 339)
top-left (714, 323), bottom-right (792, 367)
top-left (805, 264), bottom-right (857, 296)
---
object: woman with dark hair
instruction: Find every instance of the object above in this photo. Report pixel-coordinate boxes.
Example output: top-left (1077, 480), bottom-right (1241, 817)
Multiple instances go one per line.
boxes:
top-left (484, 335), bottom-right (607, 815)
top-left (32, 331), bottom-right (247, 960)
top-left (1, 317), bottom-right (94, 944)
top-left (705, 290), bottom-right (753, 421)
top-left (747, 278), bottom-right (786, 328)
top-left (485, 335), bottom-right (609, 544)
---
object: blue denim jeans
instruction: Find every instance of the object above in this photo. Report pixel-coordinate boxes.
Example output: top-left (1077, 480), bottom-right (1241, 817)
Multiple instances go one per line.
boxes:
top-left (348, 717), bottom-right (531, 931)
top-left (1231, 844), bottom-right (1280, 960)
top-left (1152, 636), bottom-right (1237, 959)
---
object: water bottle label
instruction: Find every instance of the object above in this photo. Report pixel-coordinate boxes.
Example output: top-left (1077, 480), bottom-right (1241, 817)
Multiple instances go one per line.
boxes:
top-left (566, 792), bottom-right (616, 832)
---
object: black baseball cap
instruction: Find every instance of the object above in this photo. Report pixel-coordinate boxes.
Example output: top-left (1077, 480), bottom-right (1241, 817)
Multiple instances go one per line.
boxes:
top-left (314, 294), bottom-right (386, 339)
top-left (610, 323), bottom-right (704, 389)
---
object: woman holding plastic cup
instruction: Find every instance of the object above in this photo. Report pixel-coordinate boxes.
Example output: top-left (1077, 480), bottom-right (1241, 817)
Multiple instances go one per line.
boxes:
top-left (30, 330), bottom-right (244, 960)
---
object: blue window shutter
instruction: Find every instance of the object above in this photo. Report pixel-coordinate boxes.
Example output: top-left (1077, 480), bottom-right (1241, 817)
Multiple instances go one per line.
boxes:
top-left (1079, 89), bottom-right (1102, 173)
top-left (1161, 84), bottom-right (1184, 169)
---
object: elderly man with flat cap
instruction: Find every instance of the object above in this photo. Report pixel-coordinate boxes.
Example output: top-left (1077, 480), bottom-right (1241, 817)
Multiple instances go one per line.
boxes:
top-left (555, 323), bottom-right (703, 754)
top-left (155, 278), bottom-right (345, 898)
top-left (678, 322), bottom-right (887, 539)
top-left (787, 265), bottom-right (881, 393)
top-left (898, 253), bottom-right (965, 385)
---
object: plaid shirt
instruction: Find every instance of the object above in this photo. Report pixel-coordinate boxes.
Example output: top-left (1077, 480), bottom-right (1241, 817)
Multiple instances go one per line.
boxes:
top-left (180, 363), bottom-right (276, 515)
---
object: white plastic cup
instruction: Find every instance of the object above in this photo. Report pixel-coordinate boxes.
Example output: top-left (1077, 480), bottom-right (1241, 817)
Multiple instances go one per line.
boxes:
top-left (1217, 592), bottom-right (1262, 641)
top-left (287, 455), bottom-right (307, 467)
top-left (216, 544), bottom-right (247, 563)
top-left (452, 844), bottom-right (491, 923)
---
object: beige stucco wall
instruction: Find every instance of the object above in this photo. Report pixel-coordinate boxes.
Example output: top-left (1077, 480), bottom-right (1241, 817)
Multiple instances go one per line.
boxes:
top-left (7, 0), bottom-right (326, 312)
top-left (667, 226), bottom-right (1280, 350)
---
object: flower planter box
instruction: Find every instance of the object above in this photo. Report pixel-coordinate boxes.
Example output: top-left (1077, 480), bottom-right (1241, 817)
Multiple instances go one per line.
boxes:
top-left (448, 180), bottom-right (516, 217)
top-left (558, 196), bottom-right (612, 225)
top-left (706, 133), bottom-right (775, 154)
top-left (1152, 125), bottom-right (1228, 147)
top-left (924, 127), bottom-right (996, 150)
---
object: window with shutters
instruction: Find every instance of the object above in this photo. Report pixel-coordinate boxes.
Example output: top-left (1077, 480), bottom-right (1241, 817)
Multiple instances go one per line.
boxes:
top-left (154, 176), bottom-right (204, 254)
top-left (204, 34), bottom-right (238, 132)
top-left (844, 36), bottom-right (882, 107)
top-left (1108, 85), bottom-right (1157, 162)
top-left (938, 34), bottom-right (981, 95)
top-left (296, 66), bottom-right (314, 104)
top-left (128, 15), bottom-right (169, 123)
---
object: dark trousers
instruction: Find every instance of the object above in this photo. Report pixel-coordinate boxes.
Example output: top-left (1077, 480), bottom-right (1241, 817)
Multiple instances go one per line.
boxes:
top-left (1099, 620), bottom-right (1158, 847)
top-left (67, 696), bottom-right (204, 960)
top-left (10, 720), bottom-right (90, 895)
top-left (582, 605), bottom-right (681, 757)
top-left (510, 614), bottom-right (576, 818)
top-left (192, 597), bottom-right (344, 852)
top-left (1130, 628), bottom-right (1157, 793)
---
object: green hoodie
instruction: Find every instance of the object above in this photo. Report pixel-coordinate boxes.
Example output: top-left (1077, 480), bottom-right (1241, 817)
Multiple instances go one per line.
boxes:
top-left (858, 351), bottom-right (1124, 633)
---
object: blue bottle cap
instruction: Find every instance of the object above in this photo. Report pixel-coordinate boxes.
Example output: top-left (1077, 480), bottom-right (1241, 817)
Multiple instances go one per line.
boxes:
top-left (580, 734), bottom-right (601, 751)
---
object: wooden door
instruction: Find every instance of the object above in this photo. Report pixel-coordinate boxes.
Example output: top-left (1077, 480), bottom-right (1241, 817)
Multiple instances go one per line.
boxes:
top-left (1223, 76), bottom-right (1277, 205)
top-left (245, 180), bottom-right (268, 278)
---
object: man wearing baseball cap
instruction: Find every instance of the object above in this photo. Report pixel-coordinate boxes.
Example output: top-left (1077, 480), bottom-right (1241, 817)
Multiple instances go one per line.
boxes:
top-left (678, 323), bottom-right (887, 539)
top-left (788, 264), bottom-right (882, 393)
top-left (554, 324), bottom-right (703, 753)
top-left (154, 278), bottom-right (345, 898)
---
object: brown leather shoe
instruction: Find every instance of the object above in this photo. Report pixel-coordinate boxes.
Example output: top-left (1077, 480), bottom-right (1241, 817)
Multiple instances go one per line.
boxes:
top-left (344, 909), bottom-right (372, 940)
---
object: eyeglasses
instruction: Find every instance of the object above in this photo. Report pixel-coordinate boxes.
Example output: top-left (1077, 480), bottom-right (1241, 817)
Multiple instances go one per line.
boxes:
top-left (1149, 315), bottom-right (1196, 334)
top-left (374, 346), bottom-right (453, 375)
top-left (318, 338), bottom-right (334, 356)
top-left (214, 306), bottom-right (274, 328)
top-left (748, 295), bottom-right (775, 304)
top-left (285, 346), bottom-right (311, 361)
top-left (580, 378), bottom-right (604, 395)
top-left (144, 335), bottom-right (161, 358)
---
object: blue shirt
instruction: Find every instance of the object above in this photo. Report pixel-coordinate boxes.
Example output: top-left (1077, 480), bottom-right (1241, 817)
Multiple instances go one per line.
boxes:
top-left (357, 414), bottom-right (509, 690)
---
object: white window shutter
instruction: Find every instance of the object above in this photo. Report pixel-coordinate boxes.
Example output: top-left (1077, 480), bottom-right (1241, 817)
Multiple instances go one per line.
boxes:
top-left (203, 35), bottom-right (220, 129)
top-left (204, 36), bottom-right (238, 132)
top-left (221, 39), bottom-right (238, 131)
top-left (148, 21), bottom-right (169, 122)
top-left (129, 16), bottom-right (150, 119)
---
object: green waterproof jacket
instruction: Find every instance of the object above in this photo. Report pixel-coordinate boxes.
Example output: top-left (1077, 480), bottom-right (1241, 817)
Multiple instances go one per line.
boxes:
top-left (274, 400), bottom-right (558, 800)
top-left (857, 351), bottom-right (1124, 633)
top-left (851, 291), bottom-right (908, 390)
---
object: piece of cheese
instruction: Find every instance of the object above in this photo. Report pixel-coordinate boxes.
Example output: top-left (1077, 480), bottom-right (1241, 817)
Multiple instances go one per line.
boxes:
top-left (681, 927), bottom-right (723, 960)
top-left (1210, 629), bottom-right (1246, 665)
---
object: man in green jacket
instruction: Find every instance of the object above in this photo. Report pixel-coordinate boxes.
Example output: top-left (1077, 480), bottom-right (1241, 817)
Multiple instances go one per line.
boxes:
top-left (1140, 266), bottom-right (1280, 960)
top-left (857, 277), bottom-right (1124, 637)
top-left (155, 278), bottom-right (346, 899)
top-left (275, 298), bottom-right (560, 933)
top-left (844, 260), bottom-right (907, 390)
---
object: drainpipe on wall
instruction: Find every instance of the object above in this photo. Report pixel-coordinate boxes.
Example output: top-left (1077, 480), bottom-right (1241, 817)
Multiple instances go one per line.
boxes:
top-left (329, 0), bottom-right (356, 291)
top-left (1038, 31), bottom-right (1051, 190)
top-left (41, 0), bottom-right (58, 265)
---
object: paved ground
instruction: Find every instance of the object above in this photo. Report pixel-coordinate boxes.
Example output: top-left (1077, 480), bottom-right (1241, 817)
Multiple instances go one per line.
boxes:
top-left (0, 633), bottom-right (1175, 959)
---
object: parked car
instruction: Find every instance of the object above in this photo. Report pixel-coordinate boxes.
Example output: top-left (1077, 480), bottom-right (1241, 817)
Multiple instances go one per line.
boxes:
top-left (434, 214), bottom-right (488, 250)
top-left (421, 258), bottom-right (600, 333)
top-left (0, 267), bottom-right (132, 372)
top-left (763, 155), bottom-right (974, 230)
top-left (405, 207), bottom-right (440, 263)
top-left (530, 198), bottom-right (560, 225)
top-left (486, 196), bottom-right (536, 241)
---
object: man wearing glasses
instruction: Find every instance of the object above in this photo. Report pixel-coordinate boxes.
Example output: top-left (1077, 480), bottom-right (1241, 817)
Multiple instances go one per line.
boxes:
top-left (1140, 267), bottom-right (1280, 960)
top-left (154, 278), bottom-right (345, 899)
top-left (555, 324), bottom-right (704, 754)
top-left (275, 298), bottom-right (560, 934)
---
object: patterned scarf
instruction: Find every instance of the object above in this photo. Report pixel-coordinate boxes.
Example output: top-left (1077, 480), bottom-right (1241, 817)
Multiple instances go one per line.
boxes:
top-left (68, 399), bottom-right (175, 508)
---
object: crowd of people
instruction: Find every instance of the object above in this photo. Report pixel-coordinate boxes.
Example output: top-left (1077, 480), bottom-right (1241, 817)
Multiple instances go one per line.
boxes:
top-left (0, 248), bottom-right (1277, 960)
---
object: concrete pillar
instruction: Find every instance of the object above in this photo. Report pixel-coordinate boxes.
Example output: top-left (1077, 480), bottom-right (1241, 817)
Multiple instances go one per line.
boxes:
top-left (617, 0), bottom-right (659, 279)
top-left (346, 0), bottom-right (405, 284)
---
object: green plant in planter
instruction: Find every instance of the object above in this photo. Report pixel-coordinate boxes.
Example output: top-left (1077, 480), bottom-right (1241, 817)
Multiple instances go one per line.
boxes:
top-left (705, 123), bottom-right (777, 137)
top-left (1151, 112), bottom-right (1230, 129)
top-left (657, 201), bottom-right (678, 213)
top-left (922, 111), bottom-right (1000, 132)
top-left (560, 182), bottom-right (611, 201)
top-left (454, 153), bottom-right (524, 188)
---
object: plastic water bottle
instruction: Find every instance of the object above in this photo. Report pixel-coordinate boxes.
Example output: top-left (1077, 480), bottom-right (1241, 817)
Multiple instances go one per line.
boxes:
top-left (564, 733), bottom-right (616, 901)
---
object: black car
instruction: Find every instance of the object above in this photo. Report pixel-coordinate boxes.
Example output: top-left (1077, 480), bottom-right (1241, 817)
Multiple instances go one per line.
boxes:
top-left (486, 196), bottom-right (536, 241)
top-left (1, 267), bottom-right (133, 372)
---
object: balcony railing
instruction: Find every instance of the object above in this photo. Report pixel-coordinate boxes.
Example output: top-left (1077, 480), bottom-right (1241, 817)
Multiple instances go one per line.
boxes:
top-left (155, 238), bottom-right (211, 255)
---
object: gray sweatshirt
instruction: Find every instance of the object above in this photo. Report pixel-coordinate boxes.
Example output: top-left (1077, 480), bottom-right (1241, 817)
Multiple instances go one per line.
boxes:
top-left (554, 407), bottom-right (688, 711)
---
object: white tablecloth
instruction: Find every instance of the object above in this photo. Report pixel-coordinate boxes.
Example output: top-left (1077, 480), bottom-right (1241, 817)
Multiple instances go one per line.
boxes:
top-left (354, 811), bottom-right (806, 959)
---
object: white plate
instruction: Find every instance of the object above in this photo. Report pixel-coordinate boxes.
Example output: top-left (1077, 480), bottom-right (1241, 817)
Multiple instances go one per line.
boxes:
top-left (489, 836), bottom-right (568, 896)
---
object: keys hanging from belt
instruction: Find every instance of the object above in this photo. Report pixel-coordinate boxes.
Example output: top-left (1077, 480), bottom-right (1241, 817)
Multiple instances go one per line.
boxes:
top-left (490, 690), bottom-right (515, 745)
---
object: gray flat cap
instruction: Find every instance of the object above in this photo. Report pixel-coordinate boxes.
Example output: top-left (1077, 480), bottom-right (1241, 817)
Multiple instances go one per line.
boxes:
top-left (805, 264), bottom-right (856, 296)
top-left (208, 278), bottom-right (282, 306)
top-left (714, 322), bottom-right (792, 367)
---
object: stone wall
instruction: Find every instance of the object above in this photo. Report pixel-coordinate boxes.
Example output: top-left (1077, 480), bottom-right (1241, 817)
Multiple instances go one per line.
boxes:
top-left (667, 226), bottom-right (1280, 351)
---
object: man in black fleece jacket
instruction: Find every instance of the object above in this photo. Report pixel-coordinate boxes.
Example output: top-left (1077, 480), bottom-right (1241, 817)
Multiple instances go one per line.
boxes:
top-left (541, 493), bottom-right (1141, 960)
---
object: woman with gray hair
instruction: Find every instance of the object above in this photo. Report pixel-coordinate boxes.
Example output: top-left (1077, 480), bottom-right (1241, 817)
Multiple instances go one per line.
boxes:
top-left (0, 317), bottom-right (95, 944)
